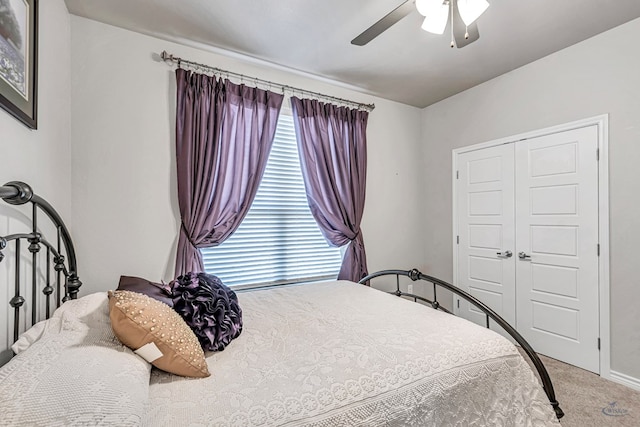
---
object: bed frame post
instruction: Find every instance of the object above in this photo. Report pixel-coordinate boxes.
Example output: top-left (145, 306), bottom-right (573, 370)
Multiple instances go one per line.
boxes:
top-left (9, 240), bottom-right (25, 342)
top-left (66, 273), bottom-right (82, 301)
top-left (55, 227), bottom-right (63, 306)
top-left (28, 203), bottom-right (41, 325)
top-left (44, 247), bottom-right (53, 318)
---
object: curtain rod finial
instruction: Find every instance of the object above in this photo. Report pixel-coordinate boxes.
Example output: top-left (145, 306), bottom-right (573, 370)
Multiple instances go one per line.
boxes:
top-left (161, 51), bottom-right (176, 63)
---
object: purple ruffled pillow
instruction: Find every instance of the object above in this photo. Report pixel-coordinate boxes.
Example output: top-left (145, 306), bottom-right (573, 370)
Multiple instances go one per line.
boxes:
top-left (171, 272), bottom-right (243, 352)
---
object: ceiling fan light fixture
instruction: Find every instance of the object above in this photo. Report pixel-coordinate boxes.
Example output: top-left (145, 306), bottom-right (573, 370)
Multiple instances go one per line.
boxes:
top-left (351, 0), bottom-right (484, 48)
top-left (415, 0), bottom-right (442, 17)
top-left (457, 0), bottom-right (489, 26)
top-left (420, 3), bottom-right (450, 35)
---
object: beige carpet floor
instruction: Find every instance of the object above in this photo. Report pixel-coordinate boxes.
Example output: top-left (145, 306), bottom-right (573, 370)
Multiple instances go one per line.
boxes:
top-left (520, 350), bottom-right (640, 426)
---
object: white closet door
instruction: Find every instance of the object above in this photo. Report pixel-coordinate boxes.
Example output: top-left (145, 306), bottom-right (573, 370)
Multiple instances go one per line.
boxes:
top-left (456, 144), bottom-right (516, 327)
top-left (515, 125), bottom-right (600, 373)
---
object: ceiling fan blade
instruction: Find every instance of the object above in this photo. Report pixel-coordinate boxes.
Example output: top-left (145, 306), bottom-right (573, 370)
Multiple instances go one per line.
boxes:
top-left (351, 0), bottom-right (415, 46)
top-left (453, 0), bottom-right (479, 48)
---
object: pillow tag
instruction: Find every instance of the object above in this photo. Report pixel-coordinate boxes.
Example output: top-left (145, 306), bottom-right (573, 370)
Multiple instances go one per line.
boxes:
top-left (135, 342), bottom-right (163, 363)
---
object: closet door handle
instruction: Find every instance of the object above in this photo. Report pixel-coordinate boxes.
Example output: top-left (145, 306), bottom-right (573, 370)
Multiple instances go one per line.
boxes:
top-left (518, 251), bottom-right (531, 260)
top-left (497, 250), bottom-right (512, 258)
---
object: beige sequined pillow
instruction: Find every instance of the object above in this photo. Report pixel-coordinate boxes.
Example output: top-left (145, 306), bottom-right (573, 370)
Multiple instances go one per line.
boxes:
top-left (108, 290), bottom-right (210, 378)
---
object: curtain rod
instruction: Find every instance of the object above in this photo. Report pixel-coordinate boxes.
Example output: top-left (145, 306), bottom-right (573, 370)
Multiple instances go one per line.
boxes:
top-left (160, 51), bottom-right (375, 112)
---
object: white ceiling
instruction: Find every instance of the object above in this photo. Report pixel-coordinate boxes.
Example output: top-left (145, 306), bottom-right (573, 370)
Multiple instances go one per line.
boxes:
top-left (64, 0), bottom-right (640, 108)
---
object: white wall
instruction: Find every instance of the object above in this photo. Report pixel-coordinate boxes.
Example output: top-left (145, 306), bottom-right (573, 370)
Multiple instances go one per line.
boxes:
top-left (421, 18), bottom-right (640, 380)
top-left (0, 0), bottom-right (72, 218)
top-left (70, 17), bottom-right (425, 295)
top-left (0, 0), bottom-right (71, 360)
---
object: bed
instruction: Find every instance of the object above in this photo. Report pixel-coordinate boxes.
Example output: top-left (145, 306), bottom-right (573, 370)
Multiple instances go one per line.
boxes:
top-left (0, 181), bottom-right (563, 426)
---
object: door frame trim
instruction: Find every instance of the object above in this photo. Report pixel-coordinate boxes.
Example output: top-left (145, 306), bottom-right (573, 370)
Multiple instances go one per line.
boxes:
top-left (452, 114), bottom-right (610, 378)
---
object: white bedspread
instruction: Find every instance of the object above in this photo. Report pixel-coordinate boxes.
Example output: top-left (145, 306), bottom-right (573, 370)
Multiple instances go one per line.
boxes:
top-left (146, 281), bottom-right (559, 426)
top-left (0, 293), bottom-right (151, 426)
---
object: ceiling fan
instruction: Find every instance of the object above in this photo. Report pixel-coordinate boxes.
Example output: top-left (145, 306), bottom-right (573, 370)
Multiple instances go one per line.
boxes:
top-left (351, 0), bottom-right (489, 48)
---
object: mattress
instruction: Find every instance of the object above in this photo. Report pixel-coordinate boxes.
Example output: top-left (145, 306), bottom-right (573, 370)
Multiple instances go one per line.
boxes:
top-left (145, 280), bottom-right (559, 426)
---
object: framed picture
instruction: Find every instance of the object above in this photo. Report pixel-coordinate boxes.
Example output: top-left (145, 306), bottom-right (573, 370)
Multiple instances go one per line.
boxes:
top-left (0, 0), bottom-right (37, 129)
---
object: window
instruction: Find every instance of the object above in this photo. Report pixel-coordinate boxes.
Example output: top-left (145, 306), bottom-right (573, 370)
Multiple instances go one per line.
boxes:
top-left (200, 114), bottom-right (343, 288)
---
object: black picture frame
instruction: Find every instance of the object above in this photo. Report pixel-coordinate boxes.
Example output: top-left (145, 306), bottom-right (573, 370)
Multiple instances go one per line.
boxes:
top-left (0, 0), bottom-right (38, 129)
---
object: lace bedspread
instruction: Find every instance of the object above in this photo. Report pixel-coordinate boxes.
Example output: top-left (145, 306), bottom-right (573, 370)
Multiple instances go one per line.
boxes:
top-left (0, 293), bottom-right (151, 426)
top-left (146, 281), bottom-right (560, 426)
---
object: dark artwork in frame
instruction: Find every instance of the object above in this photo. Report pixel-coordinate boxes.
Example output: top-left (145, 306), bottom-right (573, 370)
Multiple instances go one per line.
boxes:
top-left (0, 0), bottom-right (37, 129)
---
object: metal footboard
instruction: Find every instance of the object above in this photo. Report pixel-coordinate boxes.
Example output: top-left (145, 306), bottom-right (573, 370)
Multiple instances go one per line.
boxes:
top-left (359, 268), bottom-right (564, 420)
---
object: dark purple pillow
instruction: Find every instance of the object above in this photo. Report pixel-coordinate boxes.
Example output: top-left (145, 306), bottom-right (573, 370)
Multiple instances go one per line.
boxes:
top-left (117, 276), bottom-right (174, 307)
top-left (171, 272), bottom-right (243, 352)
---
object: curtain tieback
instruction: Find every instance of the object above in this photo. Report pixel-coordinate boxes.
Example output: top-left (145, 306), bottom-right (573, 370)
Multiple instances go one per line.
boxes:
top-left (180, 222), bottom-right (199, 249)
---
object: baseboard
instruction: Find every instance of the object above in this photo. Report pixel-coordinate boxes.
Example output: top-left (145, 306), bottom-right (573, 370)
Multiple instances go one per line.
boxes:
top-left (609, 370), bottom-right (640, 392)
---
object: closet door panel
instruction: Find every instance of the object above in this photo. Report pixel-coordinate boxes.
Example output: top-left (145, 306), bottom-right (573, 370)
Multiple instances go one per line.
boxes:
top-left (515, 125), bottom-right (600, 373)
top-left (456, 144), bottom-right (516, 328)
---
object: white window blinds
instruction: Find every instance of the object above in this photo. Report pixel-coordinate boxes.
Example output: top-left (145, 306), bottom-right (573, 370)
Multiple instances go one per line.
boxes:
top-left (200, 114), bottom-right (343, 288)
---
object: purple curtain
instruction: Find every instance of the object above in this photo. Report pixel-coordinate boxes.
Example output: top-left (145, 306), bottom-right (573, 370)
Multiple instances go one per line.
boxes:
top-left (290, 97), bottom-right (369, 282)
top-left (174, 69), bottom-right (284, 277)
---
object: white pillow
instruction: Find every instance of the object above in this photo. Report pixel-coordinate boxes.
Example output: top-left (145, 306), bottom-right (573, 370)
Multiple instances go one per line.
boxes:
top-left (11, 292), bottom-right (109, 355)
top-left (11, 319), bottom-right (50, 355)
top-left (0, 292), bottom-right (151, 426)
